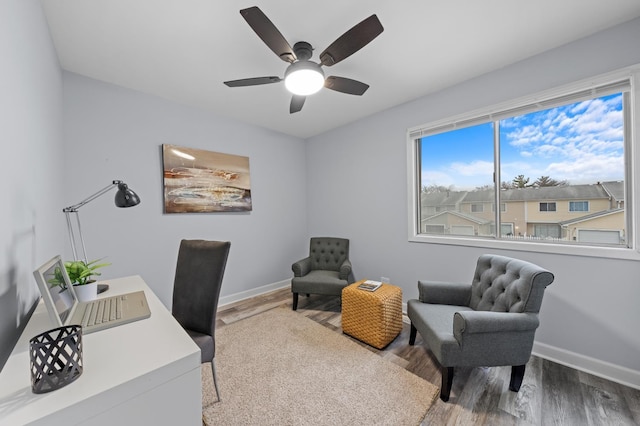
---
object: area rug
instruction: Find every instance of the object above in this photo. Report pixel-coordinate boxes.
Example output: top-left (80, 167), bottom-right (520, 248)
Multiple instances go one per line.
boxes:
top-left (202, 307), bottom-right (439, 425)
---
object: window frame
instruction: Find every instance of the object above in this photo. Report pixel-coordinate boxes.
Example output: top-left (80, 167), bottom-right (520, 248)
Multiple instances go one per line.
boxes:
top-left (569, 201), bottom-right (590, 212)
top-left (406, 66), bottom-right (640, 261)
top-left (471, 203), bottom-right (484, 213)
top-left (539, 202), bottom-right (557, 212)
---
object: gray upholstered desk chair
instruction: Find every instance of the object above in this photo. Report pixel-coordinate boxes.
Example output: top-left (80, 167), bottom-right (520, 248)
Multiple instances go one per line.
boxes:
top-left (291, 237), bottom-right (355, 310)
top-left (172, 239), bottom-right (230, 403)
top-left (407, 254), bottom-right (554, 402)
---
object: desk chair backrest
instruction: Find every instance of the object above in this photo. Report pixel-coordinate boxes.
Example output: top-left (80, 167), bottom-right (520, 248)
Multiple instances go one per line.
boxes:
top-left (172, 240), bottom-right (231, 338)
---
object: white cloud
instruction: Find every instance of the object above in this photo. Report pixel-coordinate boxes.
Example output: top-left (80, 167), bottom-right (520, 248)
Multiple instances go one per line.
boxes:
top-left (450, 160), bottom-right (494, 176)
top-left (424, 94), bottom-right (625, 188)
top-left (421, 170), bottom-right (455, 187)
top-left (545, 153), bottom-right (624, 183)
top-left (499, 94), bottom-right (624, 183)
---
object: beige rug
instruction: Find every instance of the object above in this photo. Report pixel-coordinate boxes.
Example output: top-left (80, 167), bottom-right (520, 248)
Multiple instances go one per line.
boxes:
top-left (202, 307), bottom-right (438, 425)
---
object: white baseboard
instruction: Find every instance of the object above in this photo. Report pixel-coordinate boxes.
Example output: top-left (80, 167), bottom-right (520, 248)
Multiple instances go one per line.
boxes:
top-left (218, 279), bottom-right (291, 308)
top-left (533, 341), bottom-right (640, 390)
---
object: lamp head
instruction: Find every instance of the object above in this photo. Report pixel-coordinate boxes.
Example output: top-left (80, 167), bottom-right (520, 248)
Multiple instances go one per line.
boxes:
top-left (284, 60), bottom-right (325, 96)
top-left (114, 181), bottom-right (141, 208)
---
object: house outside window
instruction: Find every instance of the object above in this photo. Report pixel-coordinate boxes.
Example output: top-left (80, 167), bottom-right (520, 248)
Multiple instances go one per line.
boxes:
top-left (408, 72), bottom-right (635, 257)
top-left (423, 224), bottom-right (445, 234)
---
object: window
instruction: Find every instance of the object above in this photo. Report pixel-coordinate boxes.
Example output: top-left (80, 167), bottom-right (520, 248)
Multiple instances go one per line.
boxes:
top-left (409, 75), bottom-right (634, 254)
top-left (569, 201), bottom-right (589, 212)
top-left (540, 202), bottom-right (557, 212)
top-left (534, 224), bottom-right (561, 239)
top-left (501, 223), bottom-right (514, 236)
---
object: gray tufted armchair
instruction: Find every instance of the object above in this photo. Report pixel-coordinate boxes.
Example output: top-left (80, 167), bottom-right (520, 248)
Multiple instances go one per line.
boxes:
top-left (407, 254), bottom-right (554, 402)
top-left (291, 237), bottom-right (355, 310)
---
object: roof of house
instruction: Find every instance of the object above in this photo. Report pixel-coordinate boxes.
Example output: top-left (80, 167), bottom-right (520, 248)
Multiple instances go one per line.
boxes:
top-left (421, 210), bottom-right (491, 225)
top-left (558, 208), bottom-right (624, 226)
top-left (420, 191), bottom-right (468, 207)
top-left (421, 182), bottom-right (616, 205)
top-left (600, 181), bottom-right (624, 202)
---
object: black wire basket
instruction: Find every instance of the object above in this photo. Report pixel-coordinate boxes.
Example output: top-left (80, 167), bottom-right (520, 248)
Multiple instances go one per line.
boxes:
top-left (29, 325), bottom-right (83, 394)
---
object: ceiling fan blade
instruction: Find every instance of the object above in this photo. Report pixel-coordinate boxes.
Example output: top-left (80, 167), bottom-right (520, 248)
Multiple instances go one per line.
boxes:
top-left (324, 76), bottom-right (369, 95)
top-left (290, 95), bottom-right (306, 113)
top-left (240, 7), bottom-right (296, 63)
top-left (319, 14), bottom-right (383, 67)
top-left (224, 76), bottom-right (282, 87)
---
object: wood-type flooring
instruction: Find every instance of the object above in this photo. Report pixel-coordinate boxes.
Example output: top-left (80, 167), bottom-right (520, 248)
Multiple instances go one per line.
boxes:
top-left (216, 288), bottom-right (640, 426)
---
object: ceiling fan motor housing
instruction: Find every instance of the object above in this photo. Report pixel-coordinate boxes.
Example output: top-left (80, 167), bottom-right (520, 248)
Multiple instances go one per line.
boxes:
top-left (293, 41), bottom-right (313, 61)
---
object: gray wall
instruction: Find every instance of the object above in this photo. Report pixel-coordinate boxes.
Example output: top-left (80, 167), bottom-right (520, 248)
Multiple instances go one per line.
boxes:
top-left (305, 18), bottom-right (640, 377)
top-left (62, 73), bottom-right (308, 306)
top-left (0, 0), bottom-right (63, 371)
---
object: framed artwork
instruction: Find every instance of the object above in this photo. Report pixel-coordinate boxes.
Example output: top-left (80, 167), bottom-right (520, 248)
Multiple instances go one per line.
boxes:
top-left (162, 144), bottom-right (252, 213)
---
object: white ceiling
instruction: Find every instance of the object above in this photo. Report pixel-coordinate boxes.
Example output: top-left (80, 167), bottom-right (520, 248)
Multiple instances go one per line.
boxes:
top-left (41, 0), bottom-right (640, 139)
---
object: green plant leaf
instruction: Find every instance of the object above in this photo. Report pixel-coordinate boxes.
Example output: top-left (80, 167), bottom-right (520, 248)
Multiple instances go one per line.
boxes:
top-left (62, 258), bottom-right (111, 285)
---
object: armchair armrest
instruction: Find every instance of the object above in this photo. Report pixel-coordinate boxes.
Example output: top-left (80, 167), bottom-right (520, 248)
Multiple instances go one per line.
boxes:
top-left (339, 258), bottom-right (353, 281)
top-left (292, 257), bottom-right (311, 277)
top-left (418, 280), bottom-right (471, 305)
top-left (453, 311), bottom-right (540, 341)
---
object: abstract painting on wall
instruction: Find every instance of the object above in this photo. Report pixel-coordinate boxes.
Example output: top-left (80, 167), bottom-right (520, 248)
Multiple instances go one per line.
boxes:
top-left (162, 144), bottom-right (252, 213)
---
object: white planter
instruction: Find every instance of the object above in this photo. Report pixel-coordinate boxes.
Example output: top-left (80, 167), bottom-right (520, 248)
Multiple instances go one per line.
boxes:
top-left (74, 282), bottom-right (98, 302)
top-left (53, 287), bottom-right (73, 310)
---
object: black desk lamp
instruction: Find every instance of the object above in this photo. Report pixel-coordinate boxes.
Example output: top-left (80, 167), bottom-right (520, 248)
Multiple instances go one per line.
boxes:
top-left (63, 180), bottom-right (141, 264)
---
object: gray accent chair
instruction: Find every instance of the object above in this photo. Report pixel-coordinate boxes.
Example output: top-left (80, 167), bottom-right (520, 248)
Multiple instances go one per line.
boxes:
top-left (291, 237), bottom-right (355, 310)
top-left (172, 239), bottom-right (230, 403)
top-left (407, 254), bottom-right (554, 402)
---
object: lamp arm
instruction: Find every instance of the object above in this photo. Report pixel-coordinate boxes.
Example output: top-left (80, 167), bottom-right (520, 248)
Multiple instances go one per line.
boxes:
top-left (63, 180), bottom-right (123, 213)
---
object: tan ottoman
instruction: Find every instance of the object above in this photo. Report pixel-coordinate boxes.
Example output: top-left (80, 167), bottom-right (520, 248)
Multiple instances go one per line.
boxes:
top-left (341, 280), bottom-right (403, 349)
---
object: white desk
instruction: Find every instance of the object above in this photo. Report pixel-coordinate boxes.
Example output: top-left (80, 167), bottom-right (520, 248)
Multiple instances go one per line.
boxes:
top-left (0, 275), bottom-right (202, 425)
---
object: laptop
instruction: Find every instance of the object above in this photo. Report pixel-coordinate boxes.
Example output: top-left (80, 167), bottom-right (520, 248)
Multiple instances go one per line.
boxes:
top-left (33, 255), bottom-right (151, 334)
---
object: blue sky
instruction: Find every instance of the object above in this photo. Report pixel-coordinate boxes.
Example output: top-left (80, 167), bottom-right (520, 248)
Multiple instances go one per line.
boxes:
top-left (421, 93), bottom-right (624, 190)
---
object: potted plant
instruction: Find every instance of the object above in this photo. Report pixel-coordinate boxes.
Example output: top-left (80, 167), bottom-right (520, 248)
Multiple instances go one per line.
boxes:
top-left (48, 259), bottom-right (110, 302)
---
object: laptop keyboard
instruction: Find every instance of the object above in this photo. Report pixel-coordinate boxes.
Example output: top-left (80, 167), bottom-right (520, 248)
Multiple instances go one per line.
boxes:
top-left (82, 295), bottom-right (124, 327)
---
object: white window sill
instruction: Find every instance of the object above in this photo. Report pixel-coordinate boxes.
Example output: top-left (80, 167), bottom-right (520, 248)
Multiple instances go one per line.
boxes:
top-left (408, 234), bottom-right (640, 261)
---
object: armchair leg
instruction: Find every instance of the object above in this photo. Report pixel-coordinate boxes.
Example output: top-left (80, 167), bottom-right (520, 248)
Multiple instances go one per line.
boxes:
top-left (509, 364), bottom-right (526, 392)
top-left (409, 323), bottom-right (417, 345)
top-left (440, 366), bottom-right (454, 402)
top-left (292, 293), bottom-right (299, 311)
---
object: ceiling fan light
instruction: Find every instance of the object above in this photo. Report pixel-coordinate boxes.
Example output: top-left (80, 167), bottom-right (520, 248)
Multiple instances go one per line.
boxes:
top-left (284, 61), bottom-right (325, 96)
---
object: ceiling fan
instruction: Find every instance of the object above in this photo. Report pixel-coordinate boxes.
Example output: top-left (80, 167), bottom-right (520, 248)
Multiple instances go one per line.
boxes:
top-left (223, 6), bottom-right (384, 114)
